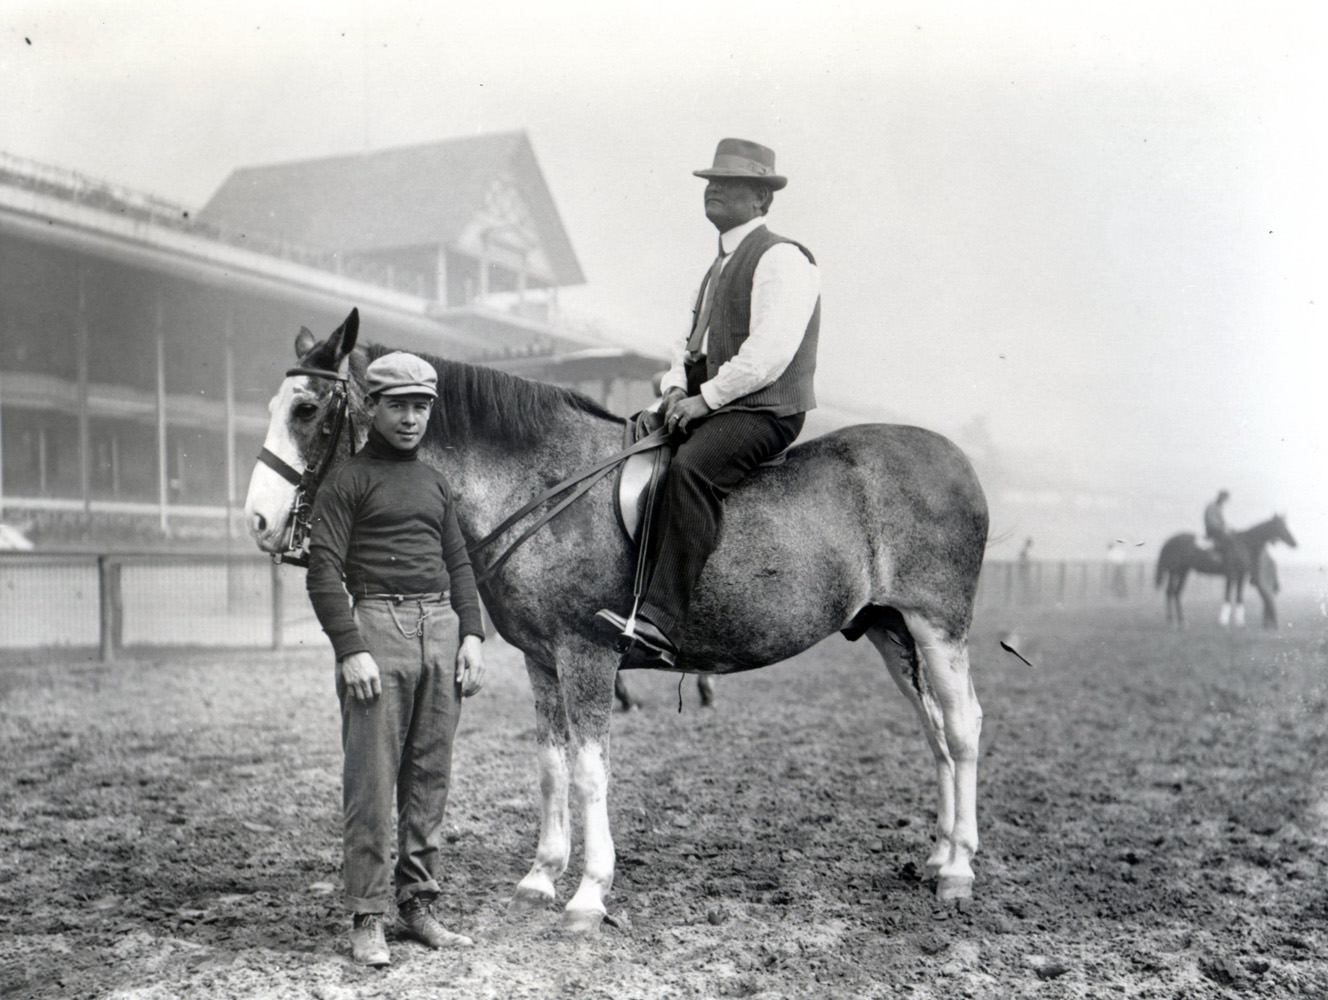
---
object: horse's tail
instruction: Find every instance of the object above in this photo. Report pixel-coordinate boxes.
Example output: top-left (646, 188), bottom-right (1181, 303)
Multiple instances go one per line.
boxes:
top-left (1154, 541), bottom-right (1173, 588)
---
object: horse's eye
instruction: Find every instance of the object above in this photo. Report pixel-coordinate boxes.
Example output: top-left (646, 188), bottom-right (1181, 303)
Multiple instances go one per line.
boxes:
top-left (293, 403), bottom-right (319, 422)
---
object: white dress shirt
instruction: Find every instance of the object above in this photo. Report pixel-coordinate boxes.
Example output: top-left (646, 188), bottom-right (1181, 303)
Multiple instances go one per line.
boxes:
top-left (658, 215), bottom-right (821, 410)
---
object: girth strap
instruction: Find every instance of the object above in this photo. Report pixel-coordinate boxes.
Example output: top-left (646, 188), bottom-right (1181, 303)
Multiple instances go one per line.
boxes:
top-left (470, 427), bottom-right (670, 585)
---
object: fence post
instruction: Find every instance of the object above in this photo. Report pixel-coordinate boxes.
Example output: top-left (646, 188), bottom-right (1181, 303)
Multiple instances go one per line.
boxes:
top-left (270, 559), bottom-right (284, 651)
top-left (98, 555), bottom-right (122, 661)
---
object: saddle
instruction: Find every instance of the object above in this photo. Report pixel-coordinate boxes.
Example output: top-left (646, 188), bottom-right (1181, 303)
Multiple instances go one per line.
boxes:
top-left (614, 418), bottom-right (673, 544)
top-left (613, 412), bottom-right (789, 543)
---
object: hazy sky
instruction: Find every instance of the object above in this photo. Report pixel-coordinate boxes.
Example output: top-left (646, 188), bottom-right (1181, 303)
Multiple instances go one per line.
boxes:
top-left (4, 1), bottom-right (1325, 561)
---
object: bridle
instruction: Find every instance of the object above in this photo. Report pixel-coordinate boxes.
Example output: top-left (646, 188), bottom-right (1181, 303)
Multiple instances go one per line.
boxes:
top-left (255, 363), bottom-right (354, 567)
top-left (254, 355), bottom-right (668, 581)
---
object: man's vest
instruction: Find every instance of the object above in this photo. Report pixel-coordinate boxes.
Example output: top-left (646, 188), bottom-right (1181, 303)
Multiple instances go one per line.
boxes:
top-left (687, 224), bottom-right (820, 417)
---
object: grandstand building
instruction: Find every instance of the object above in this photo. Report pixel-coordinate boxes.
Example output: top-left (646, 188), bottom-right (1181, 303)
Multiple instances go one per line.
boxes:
top-left (0, 132), bottom-right (661, 546)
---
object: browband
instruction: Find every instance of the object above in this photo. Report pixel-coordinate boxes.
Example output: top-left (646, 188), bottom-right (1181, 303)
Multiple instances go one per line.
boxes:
top-left (286, 366), bottom-right (347, 381)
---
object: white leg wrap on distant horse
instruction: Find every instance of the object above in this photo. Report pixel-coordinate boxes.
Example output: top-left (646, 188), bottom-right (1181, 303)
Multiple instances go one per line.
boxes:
top-left (1218, 602), bottom-right (1232, 627)
top-left (1233, 603), bottom-right (1246, 627)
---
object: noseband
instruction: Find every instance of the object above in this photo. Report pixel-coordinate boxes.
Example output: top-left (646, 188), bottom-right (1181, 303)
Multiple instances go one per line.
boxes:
top-left (255, 365), bottom-right (354, 567)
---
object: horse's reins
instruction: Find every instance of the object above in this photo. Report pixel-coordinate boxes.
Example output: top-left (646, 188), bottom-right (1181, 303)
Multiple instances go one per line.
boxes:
top-left (468, 426), bottom-right (669, 584)
top-left (259, 360), bottom-right (669, 582)
top-left (255, 363), bottom-right (353, 568)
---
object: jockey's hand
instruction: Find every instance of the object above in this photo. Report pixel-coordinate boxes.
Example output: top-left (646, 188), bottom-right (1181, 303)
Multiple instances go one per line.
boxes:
top-left (665, 393), bottom-right (711, 435)
top-left (456, 635), bottom-right (485, 697)
top-left (340, 652), bottom-right (381, 703)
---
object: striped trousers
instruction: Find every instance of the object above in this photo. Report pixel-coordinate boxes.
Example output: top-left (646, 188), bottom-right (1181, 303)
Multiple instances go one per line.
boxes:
top-left (639, 408), bottom-right (804, 639)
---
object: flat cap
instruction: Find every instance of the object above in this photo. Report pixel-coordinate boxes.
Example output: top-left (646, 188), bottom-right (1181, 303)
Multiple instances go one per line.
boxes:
top-left (366, 352), bottom-right (437, 398)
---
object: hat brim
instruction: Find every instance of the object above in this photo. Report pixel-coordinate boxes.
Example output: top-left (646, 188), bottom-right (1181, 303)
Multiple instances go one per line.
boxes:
top-left (373, 385), bottom-right (437, 399)
top-left (693, 168), bottom-right (787, 191)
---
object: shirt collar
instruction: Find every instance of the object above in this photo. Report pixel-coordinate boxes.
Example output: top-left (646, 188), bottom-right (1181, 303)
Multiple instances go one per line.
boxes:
top-left (364, 425), bottom-right (420, 461)
top-left (719, 216), bottom-right (767, 255)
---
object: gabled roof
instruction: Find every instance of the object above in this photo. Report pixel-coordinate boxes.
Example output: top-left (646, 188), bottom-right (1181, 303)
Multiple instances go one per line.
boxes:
top-left (200, 131), bottom-right (584, 286)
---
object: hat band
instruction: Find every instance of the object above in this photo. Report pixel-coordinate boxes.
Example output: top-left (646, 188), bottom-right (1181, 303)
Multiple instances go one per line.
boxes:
top-left (710, 153), bottom-right (774, 176)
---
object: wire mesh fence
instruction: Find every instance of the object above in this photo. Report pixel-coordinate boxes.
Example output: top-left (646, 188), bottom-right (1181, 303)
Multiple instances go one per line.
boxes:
top-left (1, 551), bottom-right (1318, 656)
top-left (0, 551), bottom-right (323, 655)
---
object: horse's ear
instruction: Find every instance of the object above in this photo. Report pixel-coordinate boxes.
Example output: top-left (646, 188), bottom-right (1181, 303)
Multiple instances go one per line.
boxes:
top-left (294, 326), bottom-right (316, 358)
top-left (326, 308), bottom-right (360, 361)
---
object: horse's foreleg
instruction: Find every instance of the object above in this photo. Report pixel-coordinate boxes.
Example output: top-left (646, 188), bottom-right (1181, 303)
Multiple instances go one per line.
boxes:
top-left (1256, 581), bottom-right (1277, 628)
top-left (511, 656), bottom-right (571, 914)
top-left (559, 641), bottom-right (619, 934)
top-left (901, 619), bottom-right (982, 901)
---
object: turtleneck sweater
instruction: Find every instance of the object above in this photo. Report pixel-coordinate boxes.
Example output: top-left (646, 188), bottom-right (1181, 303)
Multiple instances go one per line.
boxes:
top-left (306, 426), bottom-right (484, 660)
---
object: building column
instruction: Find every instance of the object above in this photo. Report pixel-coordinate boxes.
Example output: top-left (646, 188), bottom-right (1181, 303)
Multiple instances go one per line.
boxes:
top-left (224, 304), bottom-right (237, 540)
top-left (77, 271), bottom-right (91, 511)
top-left (155, 294), bottom-right (168, 534)
top-left (0, 354), bottom-right (6, 508)
top-left (435, 247), bottom-right (448, 305)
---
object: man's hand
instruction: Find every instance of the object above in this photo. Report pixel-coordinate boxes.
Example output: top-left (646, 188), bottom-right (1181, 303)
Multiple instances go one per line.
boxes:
top-left (340, 651), bottom-right (381, 703)
top-left (664, 393), bottom-right (711, 435)
top-left (456, 635), bottom-right (485, 696)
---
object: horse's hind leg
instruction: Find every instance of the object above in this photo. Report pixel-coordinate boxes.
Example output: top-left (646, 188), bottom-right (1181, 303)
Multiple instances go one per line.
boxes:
top-left (867, 612), bottom-right (982, 900)
top-left (1170, 571), bottom-right (1188, 628)
top-left (511, 655), bottom-right (571, 914)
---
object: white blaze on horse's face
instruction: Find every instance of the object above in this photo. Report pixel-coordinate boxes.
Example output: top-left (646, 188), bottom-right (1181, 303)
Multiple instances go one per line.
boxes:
top-left (244, 375), bottom-right (317, 551)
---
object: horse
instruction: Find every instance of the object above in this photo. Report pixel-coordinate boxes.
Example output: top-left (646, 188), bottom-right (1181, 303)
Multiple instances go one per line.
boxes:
top-left (243, 310), bottom-right (990, 932)
top-left (1154, 515), bottom-right (1296, 628)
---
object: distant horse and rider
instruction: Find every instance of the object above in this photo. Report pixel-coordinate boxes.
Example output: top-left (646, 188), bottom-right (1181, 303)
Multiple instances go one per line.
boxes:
top-left (244, 310), bottom-right (990, 930)
top-left (1155, 489), bottom-right (1296, 628)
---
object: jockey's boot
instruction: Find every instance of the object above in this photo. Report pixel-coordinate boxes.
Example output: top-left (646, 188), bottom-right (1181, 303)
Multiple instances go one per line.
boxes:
top-left (395, 896), bottom-right (474, 949)
top-left (350, 913), bottom-right (390, 967)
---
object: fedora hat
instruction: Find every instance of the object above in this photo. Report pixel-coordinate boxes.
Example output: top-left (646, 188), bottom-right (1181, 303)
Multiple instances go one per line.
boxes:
top-left (692, 138), bottom-right (787, 190)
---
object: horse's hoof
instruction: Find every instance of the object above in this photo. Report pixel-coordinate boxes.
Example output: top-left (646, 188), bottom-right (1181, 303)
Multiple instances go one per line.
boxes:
top-left (936, 875), bottom-right (973, 901)
top-left (558, 909), bottom-right (605, 935)
top-left (508, 886), bottom-right (554, 915)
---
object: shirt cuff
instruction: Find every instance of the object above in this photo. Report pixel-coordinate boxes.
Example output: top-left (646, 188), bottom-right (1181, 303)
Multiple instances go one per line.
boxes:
top-left (698, 380), bottom-right (726, 411)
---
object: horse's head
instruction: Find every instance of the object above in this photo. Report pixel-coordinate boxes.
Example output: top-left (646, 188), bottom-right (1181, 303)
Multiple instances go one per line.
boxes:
top-left (244, 308), bottom-right (366, 558)
top-left (1271, 513), bottom-right (1297, 549)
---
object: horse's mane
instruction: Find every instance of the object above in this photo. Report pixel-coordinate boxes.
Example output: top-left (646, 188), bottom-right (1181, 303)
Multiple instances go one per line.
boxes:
top-left (363, 344), bottom-right (622, 448)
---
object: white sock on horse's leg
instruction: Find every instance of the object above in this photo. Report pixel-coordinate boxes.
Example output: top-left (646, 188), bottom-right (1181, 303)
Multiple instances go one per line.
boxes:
top-left (1233, 603), bottom-right (1246, 627)
top-left (1219, 602), bottom-right (1232, 626)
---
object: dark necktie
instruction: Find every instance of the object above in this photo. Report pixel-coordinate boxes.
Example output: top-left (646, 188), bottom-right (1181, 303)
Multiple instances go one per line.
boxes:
top-left (684, 246), bottom-right (728, 359)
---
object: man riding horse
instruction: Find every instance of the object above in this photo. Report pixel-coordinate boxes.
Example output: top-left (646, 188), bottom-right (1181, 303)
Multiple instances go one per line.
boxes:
top-left (1204, 489), bottom-right (1244, 574)
top-left (596, 138), bottom-right (821, 665)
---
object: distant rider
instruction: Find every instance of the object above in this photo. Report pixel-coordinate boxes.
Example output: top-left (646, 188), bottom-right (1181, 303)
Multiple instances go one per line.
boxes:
top-left (1203, 489), bottom-right (1236, 570)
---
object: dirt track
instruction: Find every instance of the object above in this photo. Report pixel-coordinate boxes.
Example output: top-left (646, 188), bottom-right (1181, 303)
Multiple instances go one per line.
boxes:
top-left (2, 597), bottom-right (1327, 999)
